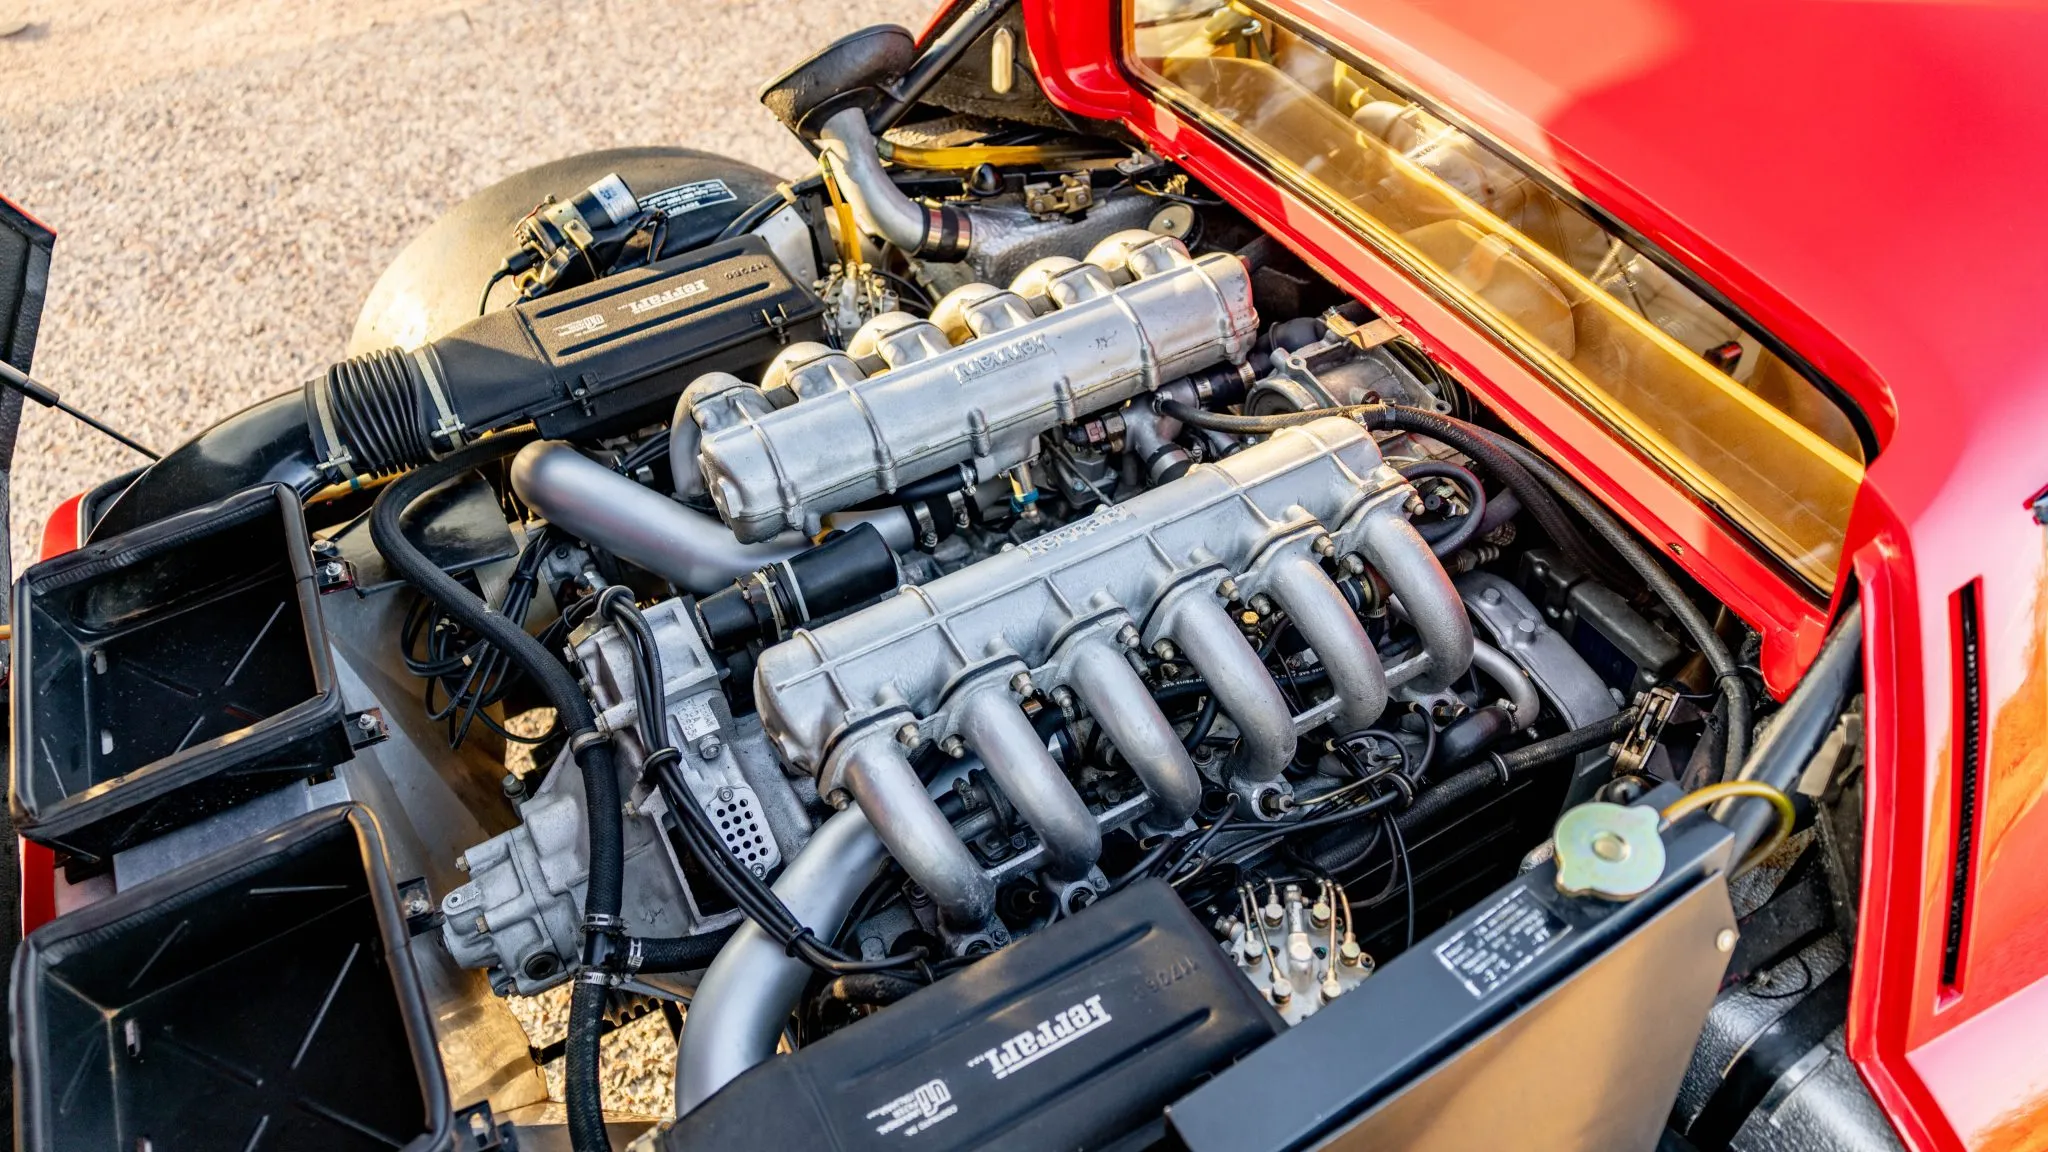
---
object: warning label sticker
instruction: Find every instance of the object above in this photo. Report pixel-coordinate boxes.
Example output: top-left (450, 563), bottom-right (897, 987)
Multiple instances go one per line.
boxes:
top-left (675, 695), bottom-right (720, 741)
top-left (641, 179), bottom-right (737, 217)
top-left (1433, 886), bottom-right (1569, 998)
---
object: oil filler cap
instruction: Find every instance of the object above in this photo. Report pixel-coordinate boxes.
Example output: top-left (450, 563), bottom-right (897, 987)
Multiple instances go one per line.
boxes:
top-left (1553, 802), bottom-right (1666, 900)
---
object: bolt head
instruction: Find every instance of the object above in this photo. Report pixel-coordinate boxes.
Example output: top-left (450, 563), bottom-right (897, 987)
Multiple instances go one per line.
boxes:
top-left (696, 735), bottom-right (723, 760)
top-left (896, 722), bottom-right (921, 748)
top-left (1405, 494), bottom-right (1428, 516)
top-left (1010, 671), bottom-right (1036, 697)
top-left (354, 712), bottom-right (380, 732)
top-left (1151, 639), bottom-right (1179, 661)
top-left (1216, 577), bottom-right (1240, 600)
top-left (1249, 593), bottom-right (1276, 617)
top-left (827, 788), bottom-right (851, 809)
top-left (1116, 624), bottom-right (1141, 648)
top-left (716, 786), bottom-right (735, 803)
top-left (454, 855), bottom-right (469, 872)
top-left (942, 735), bottom-right (967, 758)
top-left (1716, 928), bottom-right (1737, 953)
top-left (1312, 534), bottom-right (1335, 556)
top-left (1339, 553), bottom-right (1366, 577)
top-left (406, 895), bottom-right (430, 916)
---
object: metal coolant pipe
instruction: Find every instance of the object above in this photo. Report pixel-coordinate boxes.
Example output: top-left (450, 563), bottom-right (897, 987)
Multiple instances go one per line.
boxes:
top-left (509, 440), bottom-right (805, 593)
top-left (674, 805), bottom-right (887, 1113)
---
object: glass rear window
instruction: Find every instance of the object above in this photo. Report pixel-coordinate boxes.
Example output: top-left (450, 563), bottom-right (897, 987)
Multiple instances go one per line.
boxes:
top-left (1126, 0), bottom-right (1867, 590)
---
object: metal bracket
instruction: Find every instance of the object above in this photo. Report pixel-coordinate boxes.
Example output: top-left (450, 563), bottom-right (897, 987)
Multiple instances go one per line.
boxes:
top-left (1612, 685), bottom-right (1680, 775)
top-left (1023, 173), bottom-right (1094, 218)
top-left (397, 876), bottom-right (443, 937)
top-left (452, 1101), bottom-right (516, 1152)
top-left (346, 708), bottom-right (390, 750)
top-left (312, 540), bottom-right (356, 594)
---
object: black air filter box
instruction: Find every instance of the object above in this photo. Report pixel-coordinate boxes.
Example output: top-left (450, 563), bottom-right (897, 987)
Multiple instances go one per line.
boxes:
top-left (11, 804), bottom-right (452, 1152)
top-left (669, 880), bottom-right (1283, 1152)
top-left (10, 483), bottom-right (351, 863)
top-left (307, 235), bottom-right (826, 477)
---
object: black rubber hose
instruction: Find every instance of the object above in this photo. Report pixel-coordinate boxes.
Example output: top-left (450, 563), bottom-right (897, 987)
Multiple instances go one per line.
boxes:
top-left (1306, 709), bottom-right (1641, 872)
top-left (1358, 405), bottom-right (1629, 590)
top-left (368, 433), bottom-right (621, 1152)
top-left (1402, 460), bottom-right (1486, 557)
top-left (636, 925), bottom-right (741, 973)
top-left (1401, 709), bottom-right (1639, 832)
top-left (1714, 600), bottom-right (1862, 859)
top-left (825, 972), bottom-right (924, 1007)
top-left (1484, 435), bottom-right (1751, 783)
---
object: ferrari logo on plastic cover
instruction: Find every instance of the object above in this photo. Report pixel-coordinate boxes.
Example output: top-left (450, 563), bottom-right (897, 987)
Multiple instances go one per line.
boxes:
top-left (967, 994), bottom-right (1113, 1081)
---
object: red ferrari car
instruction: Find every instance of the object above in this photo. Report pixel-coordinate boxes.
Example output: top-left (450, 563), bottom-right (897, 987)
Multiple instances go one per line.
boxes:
top-left (3, 0), bottom-right (2038, 1149)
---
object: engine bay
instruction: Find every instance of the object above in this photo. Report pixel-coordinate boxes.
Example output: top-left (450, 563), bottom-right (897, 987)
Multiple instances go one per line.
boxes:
top-left (7, 11), bottom-right (1878, 1152)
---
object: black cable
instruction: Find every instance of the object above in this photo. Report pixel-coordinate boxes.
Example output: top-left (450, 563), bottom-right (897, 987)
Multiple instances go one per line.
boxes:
top-left (1387, 814), bottom-right (1416, 950)
top-left (402, 525), bottom-right (559, 748)
top-left (716, 189), bottom-right (792, 242)
top-left (478, 267), bottom-right (510, 316)
top-left (598, 593), bottom-right (932, 978)
top-left (1160, 794), bottom-right (1241, 886)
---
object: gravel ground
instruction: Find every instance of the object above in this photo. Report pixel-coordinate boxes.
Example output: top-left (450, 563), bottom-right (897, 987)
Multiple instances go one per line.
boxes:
top-left (0, 0), bottom-right (925, 568)
top-left (0, 0), bottom-right (924, 1119)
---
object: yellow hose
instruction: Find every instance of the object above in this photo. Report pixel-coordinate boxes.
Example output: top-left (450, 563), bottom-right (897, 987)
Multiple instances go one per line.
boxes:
top-left (817, 154), bottom-right (863, 266)
top-left (877, 141), bottom-right (1118, 170)
top-left (1661, 780), bottom-right (1798, 873)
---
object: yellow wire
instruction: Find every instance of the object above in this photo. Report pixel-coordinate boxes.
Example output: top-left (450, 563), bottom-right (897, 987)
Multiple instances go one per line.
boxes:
top-left (1662, 780), bottom-right (1798, 874)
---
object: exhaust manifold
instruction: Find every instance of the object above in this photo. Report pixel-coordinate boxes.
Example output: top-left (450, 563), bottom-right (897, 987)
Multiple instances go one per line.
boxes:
top-left (676, 230), bottom-right (1258, 542)
top-left (753, 417), bottom-right (1473, 938)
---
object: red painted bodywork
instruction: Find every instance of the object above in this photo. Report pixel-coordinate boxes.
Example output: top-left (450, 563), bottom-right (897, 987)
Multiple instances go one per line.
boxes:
top-left (1017, 0), bottom-right (2048, 1147)
top-left (17, 493), bottom-right (84, 938)
top-left (14, 3), bottom-right (2045, 1146)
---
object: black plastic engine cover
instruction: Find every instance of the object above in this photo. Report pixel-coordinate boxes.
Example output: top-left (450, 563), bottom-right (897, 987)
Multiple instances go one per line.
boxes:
top-left (667, 880), bottom-right (1283, 1152)
top-left (440, 234), bottom-right (823, 441)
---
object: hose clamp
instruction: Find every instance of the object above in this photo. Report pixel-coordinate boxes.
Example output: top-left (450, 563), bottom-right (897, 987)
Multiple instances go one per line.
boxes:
top-left (410, 345), bottom-right (467, 454)
top-left (303, 373), bottom-right (356, 482)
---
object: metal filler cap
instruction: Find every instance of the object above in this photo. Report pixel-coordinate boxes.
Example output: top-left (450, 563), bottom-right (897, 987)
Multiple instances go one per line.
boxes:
top-left (1553, 802), bottom-right (1667, 900)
